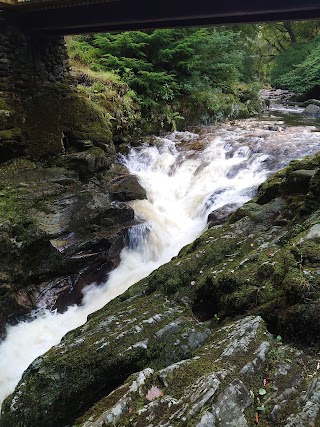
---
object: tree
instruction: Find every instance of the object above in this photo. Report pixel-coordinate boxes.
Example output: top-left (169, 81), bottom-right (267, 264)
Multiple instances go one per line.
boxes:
top-left (257, 20), bottom-right (320, 95)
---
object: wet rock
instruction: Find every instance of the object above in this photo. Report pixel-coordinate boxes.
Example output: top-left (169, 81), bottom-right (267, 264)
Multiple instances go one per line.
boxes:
top-left (303, 104), bottom-right (320, 117)
top-left (33, 230), bottom-right (130, 313)
top-left (285, 169), bottom-right (316, 194)
top-left (0, 157), bottom-right (138, 332)
top-left (34, 194), bottom-right (76, 236)
top-left (208, 203), bottom-right (239, 226)
top-left (110, 174), bottom-right (146, 202)
top-left (230, 198), bottom-right (285, 224)
top-left (61, 147), bottom-right (112, 179)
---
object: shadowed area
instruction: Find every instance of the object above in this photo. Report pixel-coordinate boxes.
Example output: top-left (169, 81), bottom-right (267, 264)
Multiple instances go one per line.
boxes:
top-left (1, 0), bottom-right (320, 34)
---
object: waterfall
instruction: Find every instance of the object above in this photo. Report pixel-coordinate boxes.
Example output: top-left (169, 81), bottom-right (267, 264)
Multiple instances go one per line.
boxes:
top-left (1, 120), bottom-right (320, 408)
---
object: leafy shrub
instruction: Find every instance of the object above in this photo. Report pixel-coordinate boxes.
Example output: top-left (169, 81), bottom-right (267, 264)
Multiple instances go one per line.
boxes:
top-left (67, 28), bottom-right (261, 130)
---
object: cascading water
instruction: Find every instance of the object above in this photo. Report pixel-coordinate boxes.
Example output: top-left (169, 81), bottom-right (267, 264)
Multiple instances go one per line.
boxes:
top-left (1, 117), bottom-right (320, 408)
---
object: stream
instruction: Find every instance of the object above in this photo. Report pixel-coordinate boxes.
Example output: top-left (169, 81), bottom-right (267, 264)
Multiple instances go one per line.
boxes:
top-left (0, 97), bottom-right (320, 408)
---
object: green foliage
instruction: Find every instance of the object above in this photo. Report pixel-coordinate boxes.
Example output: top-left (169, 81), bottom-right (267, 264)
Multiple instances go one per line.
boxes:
top-left (272, 38), bottom-right (320, 95)
top-left (76, 72), bottom-right (141, 141)
top-left (257, 21), bottom-right (320, 96)
top-left (68, 27), bottom-right (261, 130)
top-left (66, 36), bottom-right (99, 65)
top-left (67, 21), bottom-right (320, 122)
top-left (270, 41), bottom-right (310, 84)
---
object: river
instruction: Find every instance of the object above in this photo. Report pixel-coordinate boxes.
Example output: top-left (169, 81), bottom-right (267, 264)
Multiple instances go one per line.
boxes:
top-left (0, 100), bottom-right (320, 408)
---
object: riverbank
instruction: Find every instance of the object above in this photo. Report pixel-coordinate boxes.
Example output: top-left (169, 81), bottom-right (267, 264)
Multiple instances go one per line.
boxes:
top-left (0, 64), bottom-right (266, 339)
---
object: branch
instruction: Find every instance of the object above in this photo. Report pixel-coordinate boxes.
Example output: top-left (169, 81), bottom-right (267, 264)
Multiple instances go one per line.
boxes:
top-left (264, 38), bottom-right (283, 53)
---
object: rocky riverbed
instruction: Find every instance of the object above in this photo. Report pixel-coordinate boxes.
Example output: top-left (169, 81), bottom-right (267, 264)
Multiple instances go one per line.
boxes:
top-left (2, 146), bottom-right (320, 426)
top-left (1, 93), bottom-right (320, 426)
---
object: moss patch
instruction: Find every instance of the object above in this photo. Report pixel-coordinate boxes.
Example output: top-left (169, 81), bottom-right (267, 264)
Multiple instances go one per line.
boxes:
top-left (22, 84), bottom-right (113, 159)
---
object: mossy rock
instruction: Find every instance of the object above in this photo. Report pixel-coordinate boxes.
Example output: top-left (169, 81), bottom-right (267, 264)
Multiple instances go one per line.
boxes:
top-left (256, 153), bottom-right (320, 206)
top-left (229, 198), bottom-right (285, 224)
top-left (303, 98), bottom-right (320, 107)
top-left (0, 109), bottom-right (15, 130)
top-left (58, 147), bottom-right (113, 179)
top-left (22, 85), bottom-right (113, 159)
top-left (0, 293), bottom-right (208, 427)
top-left (0, 128), bottom-right (24, 162)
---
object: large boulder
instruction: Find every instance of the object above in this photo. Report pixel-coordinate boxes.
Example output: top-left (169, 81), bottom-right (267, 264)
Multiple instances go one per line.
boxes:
top-left (303, 103), bottom-right (320, 117)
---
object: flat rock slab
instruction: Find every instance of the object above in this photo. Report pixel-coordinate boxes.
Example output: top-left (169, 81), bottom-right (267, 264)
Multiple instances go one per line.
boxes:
top-left (72, 316), bottom-right (320, 427)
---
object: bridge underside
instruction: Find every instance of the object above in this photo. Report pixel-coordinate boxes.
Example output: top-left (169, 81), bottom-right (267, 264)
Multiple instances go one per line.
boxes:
top-left (2, 0), bottom-right (320, 35)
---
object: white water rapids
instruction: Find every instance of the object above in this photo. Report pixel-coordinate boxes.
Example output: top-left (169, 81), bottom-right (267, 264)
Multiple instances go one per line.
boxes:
top-left (1, 117), bottom-right (320, 408)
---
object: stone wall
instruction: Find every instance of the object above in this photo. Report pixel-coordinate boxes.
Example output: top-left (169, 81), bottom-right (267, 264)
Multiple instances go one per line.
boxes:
top-left (0, 19), bottom-right (68, 93)
top-left (0, 18), bottom-right (70, 161)
top-left (0, 17), bottom-right (114, 162)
